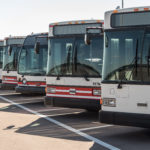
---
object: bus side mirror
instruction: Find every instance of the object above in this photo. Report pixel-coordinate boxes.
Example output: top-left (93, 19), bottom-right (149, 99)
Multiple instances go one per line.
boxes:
top-left (84, 33), bottom-right (91, 45)
top-left (34, 42), bottom-right (40, 54)
top-left (8, 46), bottom-right (12, 56)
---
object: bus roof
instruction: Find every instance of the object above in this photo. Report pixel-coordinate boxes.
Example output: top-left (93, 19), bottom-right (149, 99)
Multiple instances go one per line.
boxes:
top-left (49, 20), bottom-right (104, 26)
top-left (0, 40), bottom-right (4, 47)
top-left (23, 32), bottom-right (48, 46)
top-left (4, 36), bottom-right (26, 46)
top-left (105, 6), bottom-right (150, 30)
top-left (49, 20), bottom-right (104, 37)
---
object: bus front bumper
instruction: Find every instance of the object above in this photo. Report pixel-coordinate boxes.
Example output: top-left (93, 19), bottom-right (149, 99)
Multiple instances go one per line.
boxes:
top-left (1, 83), bottom-right (17, 90)
top-left (15, 86), bottom-right (45, 94)
top-left (44, 96), bottom-right (101, 111)
top-left (99, 110), bottom-right (150, 128)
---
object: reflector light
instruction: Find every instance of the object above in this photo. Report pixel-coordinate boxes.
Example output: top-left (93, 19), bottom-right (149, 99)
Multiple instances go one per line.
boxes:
top-left (113, 10), bottom-right (118, 13)
top-left (100, 98), bottom-right (103, 105)
top-left (144, 8), bottom-right (149, 11)
top-left (97, 20), bottom-right (101, 23)
top-left (134, 8), bottom-right (139, 12)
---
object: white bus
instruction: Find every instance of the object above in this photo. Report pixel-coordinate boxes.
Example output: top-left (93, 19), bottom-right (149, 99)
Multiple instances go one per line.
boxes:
top-left (2, 37), bottom-right (25, 89)
top-left (0, 40), bottom-right (4, 83)
top-left (45, 20), bottom-right (104, 111)
top-left (16, 33), bottom-right (48, 94)
top-left (100, 6), bottom-right (150, 128)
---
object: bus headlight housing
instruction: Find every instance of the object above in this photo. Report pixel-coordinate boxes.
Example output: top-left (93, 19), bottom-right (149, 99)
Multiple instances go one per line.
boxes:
top-left (102, 98), bottom-right (116, 107)
top-left (47, 87), bottom-right (56, 93)
top-left (22, 79), bottom-right (27, 85)
top-left (93, 89), bottom-right (101, 96)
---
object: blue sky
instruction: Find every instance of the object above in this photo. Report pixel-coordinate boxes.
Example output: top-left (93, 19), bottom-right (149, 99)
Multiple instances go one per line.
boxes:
top-left (0, 0), bottom-right (149, 39)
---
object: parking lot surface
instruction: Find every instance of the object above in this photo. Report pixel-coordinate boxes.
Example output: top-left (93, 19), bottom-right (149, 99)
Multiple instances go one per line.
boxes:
top-left (0, 90), bottom-right (150, 150)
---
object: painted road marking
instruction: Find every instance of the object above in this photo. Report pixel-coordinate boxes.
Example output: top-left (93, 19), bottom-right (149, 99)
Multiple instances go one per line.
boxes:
top-left (47, 112), bottom-right (81, 117)
top-left (0, 93), bottom-right (20, 96)
top-left (79, 125), bottom-right (113, 131)
top-left (0, 96), bottom-right (120, 150)
top-left (36, 108), bottom-right (69, 113)
top-left (15, 98), bottom-right (43, 101)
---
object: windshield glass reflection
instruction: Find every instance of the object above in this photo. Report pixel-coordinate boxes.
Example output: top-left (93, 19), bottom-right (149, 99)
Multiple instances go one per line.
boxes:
top-left (3, 46), bottom-right (21, 71)
top-left (102, 29), bottom-right (150, 83)
top-left (19, 45), bottom-right (48, 76)
top-left (47, 36), bottom-right (103, 77)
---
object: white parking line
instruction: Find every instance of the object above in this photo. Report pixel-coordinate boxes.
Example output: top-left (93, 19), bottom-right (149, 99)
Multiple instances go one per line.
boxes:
top-left (79, 125), bottom-right (113, 131)
top-left (0, 93), bottom-right (20, 96)
top-left (36, 108), bottom-right (69, 113)
top-left (47, 111), bottom-right (81, 117)
top-left (15, 98), bottom-right (43, 101)
top-left (0, 96), bottom-right (120, 150)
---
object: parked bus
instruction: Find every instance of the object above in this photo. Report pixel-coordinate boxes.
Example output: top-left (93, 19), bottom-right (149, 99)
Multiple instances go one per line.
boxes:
top-left (45, 20), bottom-right (104, 111)
top-left (2, 37), bottom-right (25, 89)
top-left (0, 40), bottom-right (4, 83)
top-left (16, 33), bottom-right (48, 94)
top-left (99, 6), bottom-right (150, 128)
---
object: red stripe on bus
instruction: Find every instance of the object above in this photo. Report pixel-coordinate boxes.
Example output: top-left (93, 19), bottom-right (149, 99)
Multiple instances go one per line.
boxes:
top-left (47, 86), bottom-right (101, 91)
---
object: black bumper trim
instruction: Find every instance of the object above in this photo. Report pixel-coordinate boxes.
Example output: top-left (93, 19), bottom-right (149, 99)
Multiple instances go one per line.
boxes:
top-left (44, 96), bottom-right (101, 110)
top-left (99, 110), bottom-right (150, 128)
top-left (15, 86), bottom-right (45, 94)
top-left (1, 83), bottom-right (17, 90)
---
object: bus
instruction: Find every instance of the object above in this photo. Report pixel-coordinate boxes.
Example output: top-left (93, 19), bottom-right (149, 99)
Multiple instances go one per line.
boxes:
top-left (2, 37), bottom-right (25, 89)
top-left (16, 33), bottom-right (48, 94)
top-left (0, 40), bottom-right (4, 83)
top-left (45, 20), bottom-right (104, 111)
top-left (99, 6), bottom-right (150, 128)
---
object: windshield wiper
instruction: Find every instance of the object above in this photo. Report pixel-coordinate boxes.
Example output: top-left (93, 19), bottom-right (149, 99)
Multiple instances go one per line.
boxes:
top-left (135, 39), bottom-right (139, 76)
top-left (66, 45), bottom-right (72, 71)
top-left (31, 73), bottom-right (45, 76)
top-left (74, 45), bottom-right (77, 71)
top-left (56, 74), bottom-right (60, 80)
top-left (7, 69), bottom-right (10, 73)
top-left (84, 75), bottom-right (90, 81)
top-left (118, 39), bottom-right (139, 89)
top-left (147, 46), bottom-right (150, 76)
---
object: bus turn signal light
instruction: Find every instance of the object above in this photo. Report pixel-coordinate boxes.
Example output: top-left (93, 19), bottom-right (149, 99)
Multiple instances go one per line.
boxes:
top-left (100, 98), bottom-right (103, 105)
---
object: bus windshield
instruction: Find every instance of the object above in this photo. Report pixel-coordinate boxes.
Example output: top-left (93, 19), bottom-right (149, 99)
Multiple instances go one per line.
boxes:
top-left (3, 46), bottom-right (21, 71)
top-left (103, 28), bottom-right (150, 83)
top-left (18, 45), bottom-right (48, 76)
top-left (0, 47), bottom-right (3, 69)
top-left (47, 36), bottom-right (103, 77)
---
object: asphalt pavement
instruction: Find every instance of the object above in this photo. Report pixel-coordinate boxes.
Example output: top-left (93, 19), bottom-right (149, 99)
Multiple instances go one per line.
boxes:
top-left (0, 90), bottom-right (150, 150)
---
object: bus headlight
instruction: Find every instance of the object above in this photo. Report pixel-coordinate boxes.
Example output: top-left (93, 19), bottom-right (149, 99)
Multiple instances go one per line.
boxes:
top-left (22, 79), bottom-right (27, 85)
top-left (47, 87), bottom-right (56, 93)
top-left (102, 98), bottom-right (116, 107)
top-left (93, 89), bottom-right (101, 96)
